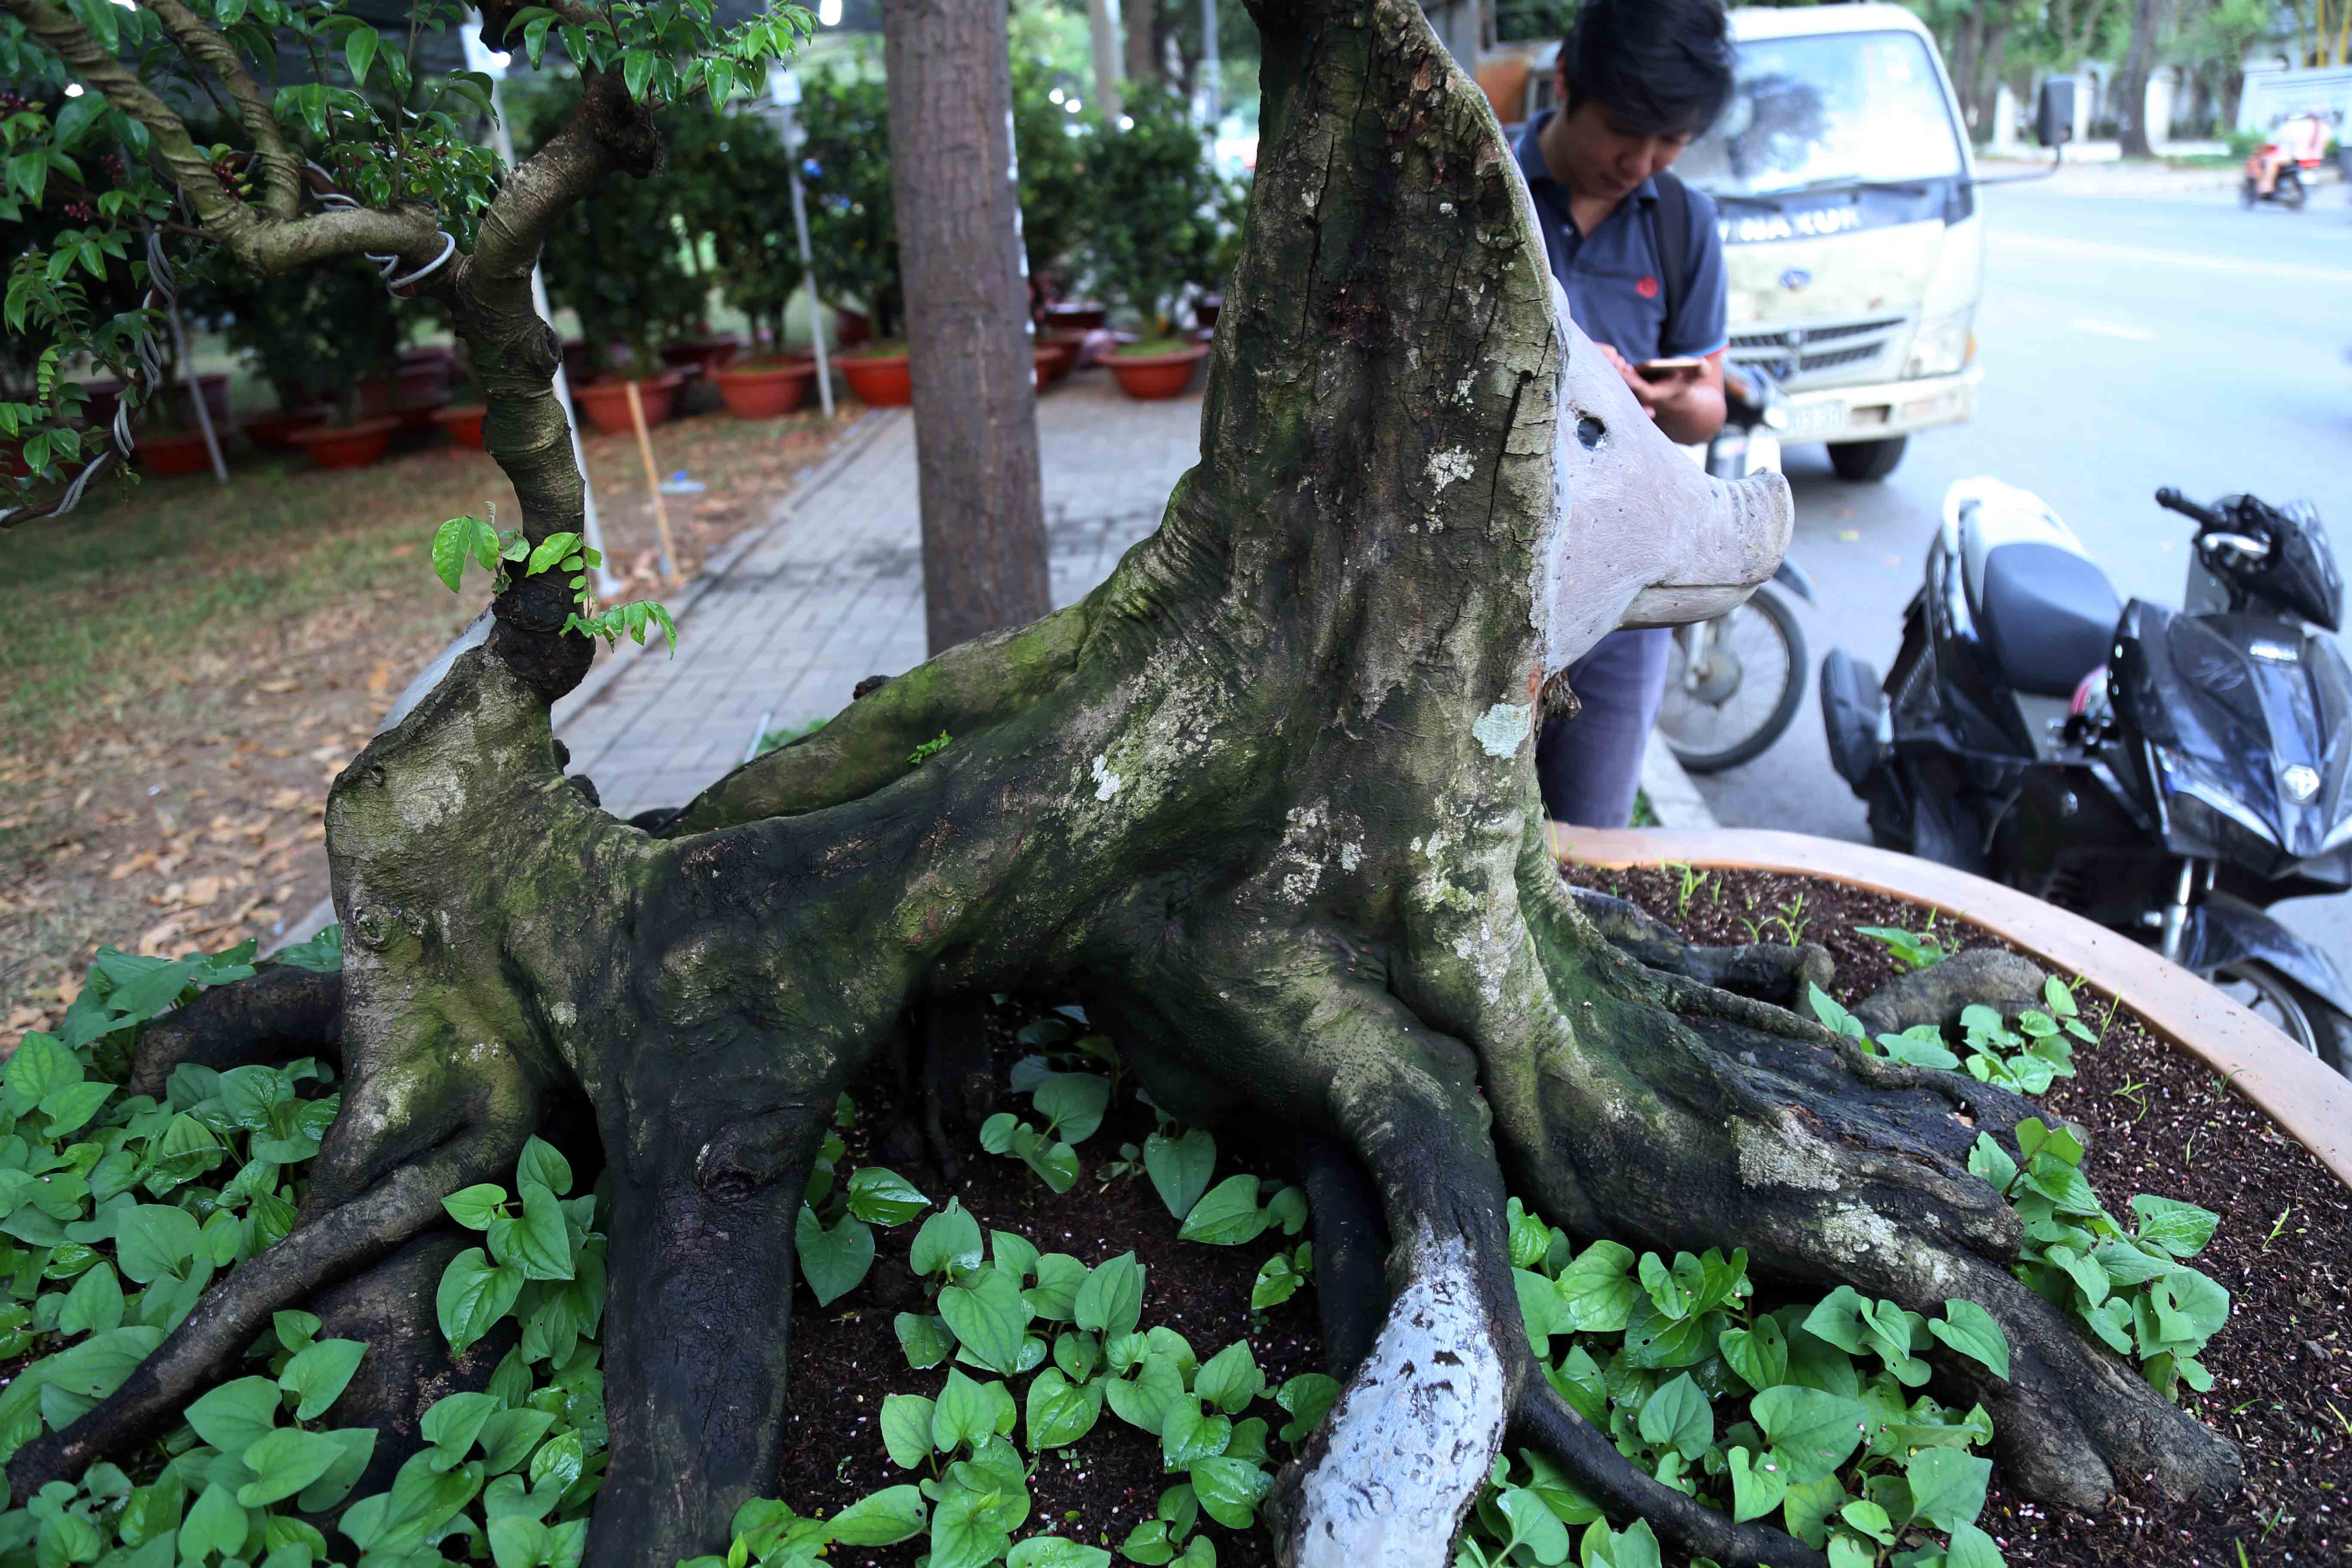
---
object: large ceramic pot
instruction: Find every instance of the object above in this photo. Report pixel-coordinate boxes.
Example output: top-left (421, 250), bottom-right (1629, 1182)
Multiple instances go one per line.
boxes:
top-left (840, 351), bottom-right (913, 408)
top-left (1106, 343), bottom-right (1209, 401)
top-left (1041, 302), bottom-right (1107, 332)
top-left (575, 373), bottom-right (682, 435)
top-left (288, 416), bottom-right (399, 471)
top-left (81, 374), bottom-right (230, 431)
top-left (242, 408), bottom-right (329, 450)
top-left (398, 346), bottom-right (459, 395)
top-left (713, 361), bottom-right (816, 420)
top-left (138, 430), bottom-right (216, 477)
top-left (1032, 338), bottom-right (1078, 387)
top-left (432, 404), bottom-right (489, 450)
top-left (834, 308), bottom-right (873, 347)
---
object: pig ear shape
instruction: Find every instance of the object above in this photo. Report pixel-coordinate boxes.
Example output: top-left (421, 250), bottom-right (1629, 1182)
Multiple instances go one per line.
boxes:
top-left (1534, 277), bottom-right (1794, 677)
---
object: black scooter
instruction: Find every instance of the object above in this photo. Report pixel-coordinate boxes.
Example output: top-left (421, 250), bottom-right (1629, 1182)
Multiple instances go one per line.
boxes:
top-left (1820, 480), bottom-right (2352, 1073)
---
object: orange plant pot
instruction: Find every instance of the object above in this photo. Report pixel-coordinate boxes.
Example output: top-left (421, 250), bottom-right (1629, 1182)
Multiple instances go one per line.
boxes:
top-left (713, 361), bottom-right (816, 419)
top-left (1106, 343), bottom-right (1208, 401)
top-left (242, 409), bottom-right (328, 450)
top-left (575, 374), bottom-right (681, 435)
top-left (289, 416), bottom-right (399, 470)
top-left (840, 352), bottom-right (913, 408)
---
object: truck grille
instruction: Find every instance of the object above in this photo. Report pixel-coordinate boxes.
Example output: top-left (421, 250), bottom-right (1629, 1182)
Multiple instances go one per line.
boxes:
top-left (1728, 314), bottom-right (1911, 390)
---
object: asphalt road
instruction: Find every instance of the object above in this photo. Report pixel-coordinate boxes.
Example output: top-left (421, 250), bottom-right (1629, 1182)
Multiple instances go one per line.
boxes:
top-left (1690, 178), bottom-right (2352, 964)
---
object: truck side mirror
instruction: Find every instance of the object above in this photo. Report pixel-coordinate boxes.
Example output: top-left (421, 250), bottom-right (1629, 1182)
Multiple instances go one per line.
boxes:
top-left (2034, 78), bottom-right (2075, 149)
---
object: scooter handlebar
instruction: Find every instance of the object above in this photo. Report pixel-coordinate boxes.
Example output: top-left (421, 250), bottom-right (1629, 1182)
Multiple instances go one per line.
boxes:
top-left (2156, 487), bottom-right (2225, 529)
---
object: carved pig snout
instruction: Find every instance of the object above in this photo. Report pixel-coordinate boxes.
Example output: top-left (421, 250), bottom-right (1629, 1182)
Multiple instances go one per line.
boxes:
top-left (1536, 284), bottom-right (1795, 675)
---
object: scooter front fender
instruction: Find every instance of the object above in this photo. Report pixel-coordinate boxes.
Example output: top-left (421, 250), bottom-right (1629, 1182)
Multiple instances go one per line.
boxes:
top-left (2178, 901), bottom-right (2352, 1017)
top-left (1773, 560), bottom-right (1817, 604)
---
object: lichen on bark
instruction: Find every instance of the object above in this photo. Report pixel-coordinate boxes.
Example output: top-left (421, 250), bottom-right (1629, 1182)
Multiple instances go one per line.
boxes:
top-left (4, 0), bottom-right (2243, 1562)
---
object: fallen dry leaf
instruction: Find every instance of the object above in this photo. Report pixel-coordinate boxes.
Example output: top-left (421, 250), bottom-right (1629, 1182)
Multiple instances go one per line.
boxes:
top-left (109, 850), bottom-right (158, 881)
top-left (267, 787), bottom-right (306, 811)
top-left (256, 678), bottom-right (301, 694)
top-left (365, 662), bottom-right (394, 697)
top-left (183, 875), bottom-right (223, 907)
top-left (55, 973), bottom-right (80, 1007)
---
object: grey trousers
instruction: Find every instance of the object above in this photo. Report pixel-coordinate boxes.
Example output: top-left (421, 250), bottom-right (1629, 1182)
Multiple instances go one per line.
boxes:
top-left (1536, 626), bottom-right (1672, 828)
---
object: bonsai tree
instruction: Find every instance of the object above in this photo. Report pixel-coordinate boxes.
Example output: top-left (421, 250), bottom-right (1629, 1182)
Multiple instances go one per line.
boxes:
top-left (796, 63), bottom-right (902, 342)
top-left (0, 1), bottom-right (2245, 1566)
top-left (1083, 82), bottom-right (1225, 341)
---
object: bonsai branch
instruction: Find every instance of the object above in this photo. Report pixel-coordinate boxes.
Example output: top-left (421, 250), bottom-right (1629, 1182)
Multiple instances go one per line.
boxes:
top-left (136, 0), bottom-right (300, 220)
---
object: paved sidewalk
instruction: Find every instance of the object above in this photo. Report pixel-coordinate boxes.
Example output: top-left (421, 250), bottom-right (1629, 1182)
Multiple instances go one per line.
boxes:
top-left (559, 374), bottom-right (1205, 818)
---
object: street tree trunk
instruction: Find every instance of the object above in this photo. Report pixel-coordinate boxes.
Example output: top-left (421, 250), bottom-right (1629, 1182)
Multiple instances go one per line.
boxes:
top-left (882, 0), bottom-right (1053, 654)
top-left (2119, 0), bottom-right (2171, 156)
top-left (1126, 0), bottom-right (1162, 91)
top-left (7, 0), bottom-right (2245, 1563)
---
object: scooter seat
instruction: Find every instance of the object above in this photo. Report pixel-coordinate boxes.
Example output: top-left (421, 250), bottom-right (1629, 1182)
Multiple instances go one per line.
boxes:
top-left (1976, 542), bottom-right (2122, 696)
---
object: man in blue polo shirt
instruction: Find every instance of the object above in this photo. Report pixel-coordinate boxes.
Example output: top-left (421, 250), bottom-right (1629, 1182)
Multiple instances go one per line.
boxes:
top-left (1521, 0), bottom-right (1736, 827)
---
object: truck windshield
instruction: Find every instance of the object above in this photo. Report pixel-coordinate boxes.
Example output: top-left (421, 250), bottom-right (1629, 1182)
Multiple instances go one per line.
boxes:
top-left (1677, 31), bottom-right (1965, 196)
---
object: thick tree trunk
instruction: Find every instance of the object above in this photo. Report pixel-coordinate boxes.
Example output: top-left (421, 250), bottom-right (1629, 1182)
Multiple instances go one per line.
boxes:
top-left (1126, 0), bottom-right (1162, 89)
top-left (8, 1), bottom-right (2244, 1564)
top-left (2118, 0), bottom-right (2169, 156)
top-left (882, 0), bottom-right (1053, 654)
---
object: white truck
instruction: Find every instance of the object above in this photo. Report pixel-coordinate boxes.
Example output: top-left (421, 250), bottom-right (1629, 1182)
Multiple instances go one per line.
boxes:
top-left (1505, 3), bottom-right (1986, 482)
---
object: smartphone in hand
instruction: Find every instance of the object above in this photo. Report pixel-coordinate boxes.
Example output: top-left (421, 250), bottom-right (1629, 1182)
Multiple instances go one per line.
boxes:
top-left (1634, 356), bottom-right (1706, 383)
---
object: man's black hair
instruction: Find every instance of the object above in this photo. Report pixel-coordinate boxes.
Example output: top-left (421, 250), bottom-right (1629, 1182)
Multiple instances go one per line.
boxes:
top-left (1557, 0), bottom-right (1735, 140)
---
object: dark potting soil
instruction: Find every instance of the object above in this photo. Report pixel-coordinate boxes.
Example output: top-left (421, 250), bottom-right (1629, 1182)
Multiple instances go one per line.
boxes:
top-left (1563, 862), bottom-right (2351, 1567)
top-left (775, 996), bottom-right (1323, 1566)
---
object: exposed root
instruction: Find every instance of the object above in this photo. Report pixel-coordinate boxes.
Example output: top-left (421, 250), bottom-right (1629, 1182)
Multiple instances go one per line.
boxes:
top-left (1850, 949), bottom-right (2051, 1037)
top-left (1512, 1382), bottom-right (1825, 1568)
top-left (125, 960), bottom-right (343, 1100)
top-left (1294, 1133), bottom-right (1388, 1380)
top-left (1566, 886), bottom-right (1832, 1009)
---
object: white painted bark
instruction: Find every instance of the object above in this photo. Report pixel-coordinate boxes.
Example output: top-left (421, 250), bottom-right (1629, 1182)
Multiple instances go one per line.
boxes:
top-left (1280, 1228), bottom-right (1510, 1568)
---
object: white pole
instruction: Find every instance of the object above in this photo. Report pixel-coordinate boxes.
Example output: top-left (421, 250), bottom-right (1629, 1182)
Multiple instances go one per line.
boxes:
top-left (773, 70), bottom-right (835, 419)
top-left (167, 305), bottom-right (229, 483)
top-left (466, 14), bottom-right (623, 598)
top-left (1200, 0), bottom-right (1220, 127)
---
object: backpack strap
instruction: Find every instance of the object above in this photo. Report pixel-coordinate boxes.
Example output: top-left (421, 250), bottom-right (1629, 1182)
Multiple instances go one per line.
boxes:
top-left (1645, 169), bottom-right (1696, 349)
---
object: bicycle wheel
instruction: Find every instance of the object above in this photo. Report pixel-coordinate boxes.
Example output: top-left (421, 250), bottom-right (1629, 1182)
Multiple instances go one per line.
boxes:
top-left (1657, 586), bottom-right (1808, 774)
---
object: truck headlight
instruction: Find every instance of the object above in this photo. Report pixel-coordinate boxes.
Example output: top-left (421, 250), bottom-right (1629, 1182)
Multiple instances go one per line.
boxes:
top-left (1905, 312), bottom-right (1975, 379)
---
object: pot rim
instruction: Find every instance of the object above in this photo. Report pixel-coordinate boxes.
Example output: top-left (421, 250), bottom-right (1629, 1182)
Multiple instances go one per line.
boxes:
top-left (1110, 343), bottom-right (1211, 368)
top-left (1555, 825), bottom-right (2352, 1189)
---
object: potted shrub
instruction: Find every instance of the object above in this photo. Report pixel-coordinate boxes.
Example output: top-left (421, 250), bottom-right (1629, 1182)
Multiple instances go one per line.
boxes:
top-left (1085, 86), bottom-right (1228, 399)
top-left (226, 255), bottom-right (396, 443)
top-left (523, 80), bottom-right (701, 433)
top-left (800, 64), bottom-right (905, 343)
top-left (288, 413), bottom-right (400, 469)
top-left (712, 358), bottom-right (817, 418)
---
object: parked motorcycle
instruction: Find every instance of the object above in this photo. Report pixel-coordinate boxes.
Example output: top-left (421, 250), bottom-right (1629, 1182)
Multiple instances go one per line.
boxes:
top-left (1655, 364), bottom-right (1816, 774)
top-left (1820, 480), bottom-right (2352, 1073)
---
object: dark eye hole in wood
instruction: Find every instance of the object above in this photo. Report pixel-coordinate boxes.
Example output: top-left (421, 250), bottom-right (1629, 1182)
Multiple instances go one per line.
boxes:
top-left (1576, 414), bottom-right (1605, 449)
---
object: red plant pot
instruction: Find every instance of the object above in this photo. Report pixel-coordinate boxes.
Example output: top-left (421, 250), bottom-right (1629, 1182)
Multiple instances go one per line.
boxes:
top-left (1106, 343), bottom-right (1209, 401)
top-left (661, 336), bottom-right (747, 375)
top-left (432, 404), bottom-right (489, 450)
top-left (712, 361), bottom-right (815, 419)
top-left (289, 416), bottom-right (399, 470)
top-left (1032, 342), bottom-right (1075, 388)
top-left (840, 352), bottom-right (913, 408)
top-left (138, 430), bottom-right (216, 477)
top-left (242, 408), bottom-right (329, 450)
top-left (575, 373), bottom-right (682, 435)
top-left (1035, 331), bottom-right (1087, 383)
top-left (1042, 302), bottom-right (1107, 332)
top-left (355, 371), bottom-right (448, 417)
top-left (833, 308), bottom-right (873, 347)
